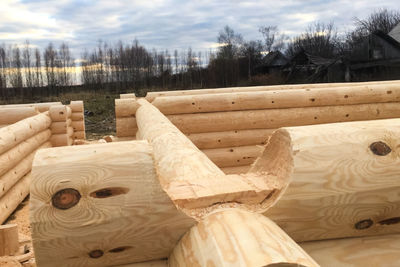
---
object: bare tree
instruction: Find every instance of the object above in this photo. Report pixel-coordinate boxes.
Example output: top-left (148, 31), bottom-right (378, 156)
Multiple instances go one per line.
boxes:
top-left (355, 8), bottom-right (400, 35)
top-left (217, 25), bottom-right (243, 59)
top-left (34, 48), bottom-right (42, 87)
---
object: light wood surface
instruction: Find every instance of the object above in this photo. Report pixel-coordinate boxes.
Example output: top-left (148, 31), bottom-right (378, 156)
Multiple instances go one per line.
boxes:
top-left (115, 99), bottom-right (139, 117)
top-left (203, 145), bottom-right (263, 167)
top-left (116, 117), bottom-right (137, 137)
top-left (0, 107), bottom-right (39, 125)
top-left (69, 101), bottom-right (84, 112)
top-left (300, 234), bottom-right (400, 267)
top-left (120, 93), bottom-right (136, 99)
top-left (265, 118), bottom-right (400, 242)
top-left (0, 112), bottom-right (51, 155)
top-left (50, 134), bottom-right (73, 147)
top-left (221, 165), bottom-right (251, 175)
top-left (49, 105), bottom-right (72, 122)
top-left (30, 141), bottom-right (195, 266)
top-left (71, 120), bottom-right (85, 132)
top-left (0, 102), bottom-right (62, 112)
top-left (0, 224), bottom-right (19, 256)
top-left (71, 112), bottom-right (84, 121)
top-left (151, 84), bottom-right (400, 114)
top-left (168, 102), bottom-right (400, 133)
top-left (73, 131), bottom-right (86, 140)
top-left (170, 209), bottom-right (319, 267)
top-left (50, 119), bottom-right (72, 134)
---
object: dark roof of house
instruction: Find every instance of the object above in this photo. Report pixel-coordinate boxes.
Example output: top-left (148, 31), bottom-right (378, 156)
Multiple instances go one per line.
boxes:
top-left (262, 51), bottom-right (288, 66)
top-left (373, 30), bottom-right (400, 50)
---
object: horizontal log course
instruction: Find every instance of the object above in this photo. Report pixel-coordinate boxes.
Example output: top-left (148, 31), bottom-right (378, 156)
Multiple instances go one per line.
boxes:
top-left (202, 145), bottom-right (263, 168)
top-left (0, 172), bottom-right (31, 224)
top-left (0, 112), bottom-right (51, 155)
top-left (120, 93), bottom-right (136, 99)
top-left (50, 119), bottom-right (72, 134)
top-left (221, 165), bottom-right (251, 175)
top-left (0, 107), bottom-right (39, 125)
top-left (144, 80), bottom-right (400, 102)
top-left (49, 105), bottom-right (72, 122)
top-left (300, 233), bottom-right (400, 266)
top-left (71, 112), bottom-right (84, 121)
top-left (50, 134), bottom-right (73, 147)
top-left (188, 128), bottom-right (274, 149)
top-left (116, 117), bottom-right (137, 137)
top-left (0, 129), bottom-right (51, 177)
top-left (167, 102), bottom-right (400, 133)
top-left (170, 209), bottom-right (319, 267)
top-left (69, 101), bottom-right (84, 112)
top-left (71, 120), bottom-right (85, 132)
top-left (263, 118), bottom-right (400, 242)
top-left (115, 99), bottom-right (139, 117)
top-left (0, 102), bottom-right (62, 112)
top-left (152, 84), bottom-right (400, 114)
top-left (0, 141), bottom-right (51, 198)
top-left (73, 131), bottom-right (85, 140)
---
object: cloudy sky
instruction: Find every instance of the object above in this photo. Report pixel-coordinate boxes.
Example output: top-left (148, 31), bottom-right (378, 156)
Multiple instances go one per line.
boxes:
top-left (1, 0), bottom-right (399, 58)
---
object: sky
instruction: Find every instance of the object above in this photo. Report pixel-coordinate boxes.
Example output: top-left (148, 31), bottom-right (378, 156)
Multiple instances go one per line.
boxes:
top-left (0, 0), bottom-right (399, 59)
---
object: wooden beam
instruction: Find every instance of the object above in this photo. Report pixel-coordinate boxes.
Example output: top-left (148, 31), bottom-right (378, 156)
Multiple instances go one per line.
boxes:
top-left (0, 224), bottom-right (19, 256)
top-left (0, 107), bottom-right (39, 125)
top-left (169, 209), bottom-right (319, 267)
top-left (221, 165), bottom-right (251, 175)
top-left (202, 145), bottom-right (263, 167)
top-left (263, 118), bottom-right (400, 242)
top-left (115, 99), bottom-right (139, 117)
top-left (49, 105), bottom-right (72, 122)
top-left (0, 102), bottom-right (62, 112)
top-left (116, 117), bottom-right (137, 137)
top-left (69, 101), bottom-right (84, 112)
top-left (167, 102), bottom-right (400, 133)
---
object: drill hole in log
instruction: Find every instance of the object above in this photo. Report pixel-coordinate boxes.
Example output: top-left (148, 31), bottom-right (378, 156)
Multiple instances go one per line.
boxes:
top-left (354, 219), bottom-right (373, 230)
top-left (89, 250), bottom-right (104, 258)
top-left (52, 188), bottom-right (81, 210)
top-left (370, 141), bottom-right (391, 156)
top-left (89, 187), bottom-right (129, 198)
top-left (378, 217), bottom-right (400, 225)
top-left (109, 246), bottom-right (132, 253)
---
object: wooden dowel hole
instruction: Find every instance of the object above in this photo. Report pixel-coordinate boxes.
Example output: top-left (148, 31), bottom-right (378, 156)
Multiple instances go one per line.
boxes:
top-left (90, 187), bottom-right (129, 199)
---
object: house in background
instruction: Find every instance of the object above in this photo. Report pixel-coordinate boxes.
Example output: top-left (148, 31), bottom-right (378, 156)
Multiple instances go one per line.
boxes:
top-left (255, 51), bottom-right (288, 74)
top-left (389, 22), bottom-right (400, 43)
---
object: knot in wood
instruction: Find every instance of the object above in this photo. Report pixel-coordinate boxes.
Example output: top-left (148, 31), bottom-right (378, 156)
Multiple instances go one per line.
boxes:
top-left (354, 219), bottom-right (373, 230)
top-left (370, 141), bottom-right (391, 156)
top-left (88, 250), bottom-right (104, 258)
top-left (51, 188), bottom-right (81, 210)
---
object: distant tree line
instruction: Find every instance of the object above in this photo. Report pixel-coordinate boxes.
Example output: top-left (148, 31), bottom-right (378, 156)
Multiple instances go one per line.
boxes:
top-left (0, 8), bottom-right (399, 100)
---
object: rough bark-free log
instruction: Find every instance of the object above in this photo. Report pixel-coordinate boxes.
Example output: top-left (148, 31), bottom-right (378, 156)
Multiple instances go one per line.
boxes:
top-left (221, 165), bottom-right (251, 175)
top-left (187, 129), bottom-right (274, 149)
top-left (116, 117), bottom-right (137, 137)
top-left (0, 112), bottom-right (51, 155)
top-left (202, 145), bottom-right (263, 168)
top-left (120, 93), bottom-right (136, 99)
top-left (71, 112), bottom-right (84, 121)
top-left (50, 119), bottom-right (72, 134)
top-left (49, 105), bottom-right (72, 122)
top-left (73, 131), bottom-right (85, 140)
top-left (69, 101), bottom-right (84, 112)
top-left (50, 134), bottom-right (73, 147)
top-left (71, 120), bottom-right (85, 132)
top-left (115, 99), bottom-right (139, 117)
top-left (169, 209), bottom-right (319, 267)
top-left (0, 129), bottom-right (51, 177)
top-left (152, 84), bottom-right (400, 114)
top-left (264, 118), bottom-right (400, 242)
top-left (0, 107), bottom-right (39, 125)
top-left (0, 102), bottom-right (62, 112)
top-left (168, 102), bottom-right (400, 133)
top-left (0, 224), bottom-right (19, 256)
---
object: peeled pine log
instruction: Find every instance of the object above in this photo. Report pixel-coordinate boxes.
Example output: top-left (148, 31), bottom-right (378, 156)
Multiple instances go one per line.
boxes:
top-left (300, 233), bottom-right (400, 266)
top-left (221, 165), bottom-right (251, 175)
top-left (115, 99), bottom-right (139, 117)
top-left (168, 102), bottom-right (400, 133)
top-left (0, 172), bottom-right (31, 224)
top-left (152, 84), bottom-right (400, 114)
top-left (136, 99), bottom-right (292, 215)
top-left (49, 105), bottom-right (72, 122)
top-left (0, 107), bottom-right (39, 125)
top-left (71, 112), bottom-right (84, 121)
top-left (202, 145), bottom-right (263, 168)
top-left (188, 129), bottom-right (274, 149)
top-left (71, 120), bottom-right (85, 132)
top-left (0, 112), bottom-right (51, 155)
top-left (144, 80), bottom-right (400, 102)
top-left (170, 209), bottom-right (319, 267)
top-left (116, 117), bottom-right (137, 137)
top-left (69, 101), bottom-right (84, 112)
top-left (120, 93), bottom-right (136, 99)
top-left (0, 102), bottom-right (61, 112)
top-left (0, 129), bottom-right (51, 177)
top-left (263, 118), bottom-right (400, 242)
top-left (50, 134), bottom-right (73, 147)
top-left (73, 131), bottom-right (85, 140)
top-left (30, 141), bottom-right (196, 266)
top-left (0, 141), bottom-right (51, 198)
top-left (50, 119), bottom-right (72, 134)
top-left (0, 224), bottom-right (19, 256)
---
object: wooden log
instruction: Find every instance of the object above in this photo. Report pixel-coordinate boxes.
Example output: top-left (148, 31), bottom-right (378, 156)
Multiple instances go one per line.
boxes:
top-left (71, 112), bottom-right (84, 121)
top-left (169, 209), bottom-right (319, 267)
top-left (188, 129), bottom-right (274, 149)
top-left (0, 107), bottom-right (39, 125)
top-left (152, 84), bottom-right (400, 114)
top-left (221, 165), bottom-right (251, 175)
top-left (0, 129), bottom-right (51, 177)
top-left (73, 131), bottom-right (86, 140)
top-left (120, 93), bottom-right (136, 99)
top-left (71, 120), bottom-right (85, 132)
top-left (300, 234), bottom-right (400, 266)
top-left (30, 141), bottom-right (196, 266)
top-left (118, 260), bottom-right (167, 267)
top-left (264, 118), bottom-right (400, 242)
top-left (144, 80), bottom-right (400, 102)
top-left (115, 99), bottom-right (139, 117)
top-left (69, 101), bottom-right (84, 112)
top-left (0, 224), bottom-right (19, 256)
top-left (0, 141), bottom-right (51, 198)
top-left (0, 112), bottom-right (51, 155)
top-left (50, 119), bottom-right (72, 134)
top-left (49, 105), bottom-right (72, 122)
top-left (0, 102), bottom-right (61, 112)
top-left (168, 102), bottom-right (400, 134)
top-left (202, 145), bottom-right (263, 168)
top-left (50, 134), bottom-right (73, 147)
top-left (0, 172), bottom-right (31, 224)
top-left (136, 99), bottom-right (292, 216)
top-left (116, 117), bottom-right (137, 137)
